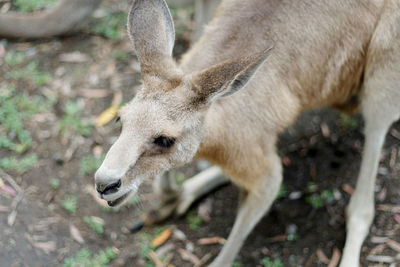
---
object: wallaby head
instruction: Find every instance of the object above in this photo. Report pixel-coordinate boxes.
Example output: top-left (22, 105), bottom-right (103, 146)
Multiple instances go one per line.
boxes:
top-left (94, 0), bottom-right (270, 206)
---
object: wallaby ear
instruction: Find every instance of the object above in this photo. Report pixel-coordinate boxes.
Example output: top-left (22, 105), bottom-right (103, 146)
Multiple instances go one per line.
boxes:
top-left (188, 48), bottom-right (273, 105)
top-left (128, 0), bottom-right (176, 78)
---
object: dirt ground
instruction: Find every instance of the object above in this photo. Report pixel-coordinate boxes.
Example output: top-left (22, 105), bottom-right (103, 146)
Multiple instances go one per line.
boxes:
top-left (0, 1), bottom-right (399, 267)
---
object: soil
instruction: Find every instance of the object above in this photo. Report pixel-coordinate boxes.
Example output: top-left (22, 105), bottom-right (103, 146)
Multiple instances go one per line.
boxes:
top-left (0, 1), bottom-right (399, 267)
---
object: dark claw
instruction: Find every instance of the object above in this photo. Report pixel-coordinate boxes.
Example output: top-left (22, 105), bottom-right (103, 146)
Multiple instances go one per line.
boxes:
top-left (130, 221), bottom-right (145, 234)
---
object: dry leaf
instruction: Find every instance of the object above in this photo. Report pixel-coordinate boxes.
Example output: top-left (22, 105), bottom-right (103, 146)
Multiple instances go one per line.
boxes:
top-left (7, 210), bottom-right (17, 226)
top-left (197, 198), bottom-right (213, 222)
top-left (198, 237), bottom-right (226, 245)
top-left (148, 250), bottom-right (164, 267)
top-left (69, 224), bottom-right (85, 244)
top-left (25, 234), bottom-right (57, 254)
top-left (0, 205), bottom-right (9, 212)
top-left (59, 52), bottom-right (89, 63)
top-left (321, 123), bottom-right (330, 138)
top-left (155, 243), bottom-right (175, 258)
top-left (377, 205), bottom-right (400, 213)
top-left (369, 244), bottom-right (387, 255)
top-left (151, 228), bottom-right (172, 247)
top-left (370, 236), bottom-right (388, 244)
top-left (394, 214), bottom-right (400, 224)
top-left (111, 91), bottom-right (123, 106)
top-left (95, 105), bottom-right (119, 127)
top-left (386, 239), bottom-right (400, 253)
top-left (177, 248), bottom-right (200, 265)
top-left (316, 249), bottom-right (330, 264)
top-left (266, 234), bottom-right (287, 243)
top-left (366, 255), bottom-right (395, 263)
top-left (1, 184), bottom-right (17, 197)
top-left (341, 184), bottom-right (354, 195)
top-left (327, 247), bottom-right (341, 267)
top-left (78, 89), bottom-right (110, 98)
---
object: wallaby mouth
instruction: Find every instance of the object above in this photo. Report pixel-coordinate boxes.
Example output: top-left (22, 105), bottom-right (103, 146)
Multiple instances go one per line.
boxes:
top-left (107, 193), bottom-right (128, 207)
top-left (101, 177), bottom-right (143, 207)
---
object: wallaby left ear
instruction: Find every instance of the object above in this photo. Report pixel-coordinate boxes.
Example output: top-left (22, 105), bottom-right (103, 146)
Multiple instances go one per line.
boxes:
top-left (188, 48), bottom-right (272, 105)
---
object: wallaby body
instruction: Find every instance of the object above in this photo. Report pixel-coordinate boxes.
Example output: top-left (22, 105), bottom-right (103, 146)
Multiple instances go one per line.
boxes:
top-left (95, 0), bottom-right (400, 266)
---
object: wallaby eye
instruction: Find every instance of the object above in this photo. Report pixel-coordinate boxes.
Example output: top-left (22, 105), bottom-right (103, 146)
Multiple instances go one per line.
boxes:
top-left (153, 136), bottom-right (176, 148)
top-left (115, 116), bottom-right (121, 123)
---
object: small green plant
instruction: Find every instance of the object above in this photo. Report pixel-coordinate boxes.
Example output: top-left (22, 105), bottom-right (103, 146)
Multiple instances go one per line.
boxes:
top-left (50, 178), bottom-right (61, 189)
top-left (260, 257), bottom-right (284, 267)
top-left (111, 51), bottom-right (130, 62)
top-left (0, 154), bottom-right (38, 173)
top-left (63, 247), bottom-right (117, 267)
top-left (306, 182), bottom-right (318, 193)
top-left (338, 113), bottom-right (358, 130)
top-left (186, 211), bottom-right (202, 231)
top-left (14, 0), bottom-right (57, 12)
top-left (232, 261), bottom-right (242, 267)
top-left (305, 189), bottom-right (335, 209)
top-left (59, 101), bottom-right (92, 137)
top-left (80, 154), bottom-right (105, 175)
top-left (4, 51), bottom-right (25, 66)
top-left (83, 216), bottom-right (104, 234)
top-left (0, 85), bottom-right (52, 154)
top-left (6, 61), bottom-right (51, 85)
top-left (62, 195), bottom-right (78, 214)
top-left (287, 232), bottom-right (298, 241)
top-left (171, 171), bottom-right (185, 185)
top-left (276, 184), bottom-right (288, 199)
top-left (92, 12), bottom-right (127, 41)
top-left (138, 232), bottom-right (154, 266)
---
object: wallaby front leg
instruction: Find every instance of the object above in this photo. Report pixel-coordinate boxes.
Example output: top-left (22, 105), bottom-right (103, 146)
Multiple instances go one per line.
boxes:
top-left (209, 156), bottom-right (283, 267)
top-left (143, 166), bottom-right (228, 225)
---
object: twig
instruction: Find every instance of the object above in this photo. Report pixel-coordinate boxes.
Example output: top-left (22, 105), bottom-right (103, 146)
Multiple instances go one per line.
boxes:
top-left (0, 168), bottom-right (22, 193)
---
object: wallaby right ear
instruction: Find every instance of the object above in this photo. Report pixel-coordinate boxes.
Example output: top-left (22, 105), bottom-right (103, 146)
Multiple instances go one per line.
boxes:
top-left (128, 0), bottom-right (176, 78)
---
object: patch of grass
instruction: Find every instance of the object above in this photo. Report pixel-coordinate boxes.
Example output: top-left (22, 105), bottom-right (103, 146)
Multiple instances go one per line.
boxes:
top-left (0, 85), bottom-right (52, 154)
top-left (6, 61), bottom-right (51, 85)
top-left (14, 0), bottom-right (57, 13)
top-left (338, 113), bottom-right (358, 130)
top-left (138, 232), bottom-right (153, 266)
top-left (62, 195), bottom-right (78, 214)
top-left (232, 261), bottom-right (242, 267)
top-left (276, 184), bottom-right (288, 199)
top-left (186, 211), bottom-right (202, 231)
top-left (63, 247), bottom-right (117, 267)
top-left (305, 189), bottom-right (335, 209)
top-left (287, 232), bottom-right (298, 241)
top-left (260, 257), bottom-right (284, 267)
top-left (80, 154), bottom-right (105, 175)
top-left (111, 51), bottom-right (130, 62)
top-left (171, 171), bottom-right (185, 185)
top-left (58, 101), bottom-right (92, 138)
top-left (4, 51), bottom-right (26, 66)
top-left (0, 154), bottom-right (38, 173)
top-left (50, 178), bottom-right (61, 189)
top-left (92, 12), bottom-right (127, 41)
top-left (83, 216), bottom-right (104, 234)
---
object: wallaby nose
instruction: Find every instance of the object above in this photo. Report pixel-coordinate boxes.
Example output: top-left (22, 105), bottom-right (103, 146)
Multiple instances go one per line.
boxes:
top-left (96, 179), bottom-right (121, 195)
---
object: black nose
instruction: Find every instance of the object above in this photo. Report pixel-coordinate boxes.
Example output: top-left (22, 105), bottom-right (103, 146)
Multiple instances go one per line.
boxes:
top-left (96, 179), bottom-right (121, 195)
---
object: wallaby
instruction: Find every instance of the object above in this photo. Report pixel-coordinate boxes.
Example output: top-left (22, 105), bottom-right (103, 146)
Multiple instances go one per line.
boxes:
top-left (95, 0), bottom-right (400, 266)
top-left (0, 0), bottom-right (219, 39)
top-left (0, 0), bottom-right (102, 38)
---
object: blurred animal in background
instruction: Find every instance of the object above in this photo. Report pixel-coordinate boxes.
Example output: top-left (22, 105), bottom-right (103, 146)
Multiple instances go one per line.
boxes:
top-left (0, 0), bottom-right (219, 39)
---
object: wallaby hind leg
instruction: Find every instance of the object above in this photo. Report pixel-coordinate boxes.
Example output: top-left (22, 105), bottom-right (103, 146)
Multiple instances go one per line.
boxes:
top-left (340, 72), bottom-right (400, 266)
top-left (143, 166), bottom-right (228, 225)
